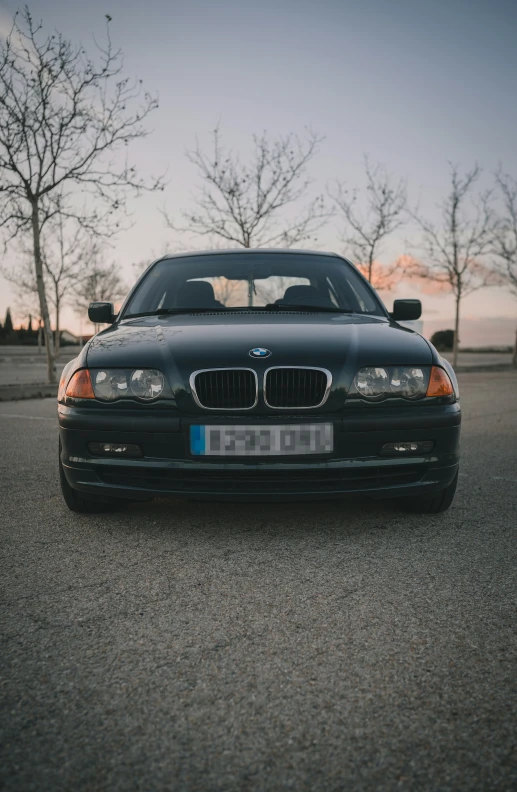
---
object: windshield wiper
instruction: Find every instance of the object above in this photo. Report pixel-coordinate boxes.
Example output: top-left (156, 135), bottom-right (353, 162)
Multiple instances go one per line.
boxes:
top-left (264, 303), bottom-right (354, 313)
top-left (123, 307), bottom-right (228, 319)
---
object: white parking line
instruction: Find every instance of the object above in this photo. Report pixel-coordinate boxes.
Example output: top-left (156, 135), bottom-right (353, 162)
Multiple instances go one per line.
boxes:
top-left (0, 413), bottom-right (55, 421)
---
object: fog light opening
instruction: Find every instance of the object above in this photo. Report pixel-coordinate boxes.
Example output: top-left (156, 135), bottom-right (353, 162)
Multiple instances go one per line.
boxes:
top-left (395, 442), bottom-right (418, 452)
top-left (381, 440), bottom-right (434, 456)
top-left (88, 442), bottom-right (142, 458)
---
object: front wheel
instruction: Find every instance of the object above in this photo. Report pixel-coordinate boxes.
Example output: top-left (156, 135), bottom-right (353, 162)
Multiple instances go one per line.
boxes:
top-left (59, 443), bottom-right (122, 514)
top-left (397, 470), bottom-right (458, 514)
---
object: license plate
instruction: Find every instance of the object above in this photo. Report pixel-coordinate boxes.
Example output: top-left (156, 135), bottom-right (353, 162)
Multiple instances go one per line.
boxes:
top-left (190, 424), bottom-right (334, 456)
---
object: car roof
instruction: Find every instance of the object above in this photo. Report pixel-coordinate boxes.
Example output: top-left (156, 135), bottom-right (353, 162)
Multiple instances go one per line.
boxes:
top-left (158, 248), bottom-right (342, 261)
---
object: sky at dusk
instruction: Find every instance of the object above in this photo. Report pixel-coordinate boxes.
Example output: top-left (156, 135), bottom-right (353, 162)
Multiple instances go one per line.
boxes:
top-left (1, 0), bottom-right (516, 344)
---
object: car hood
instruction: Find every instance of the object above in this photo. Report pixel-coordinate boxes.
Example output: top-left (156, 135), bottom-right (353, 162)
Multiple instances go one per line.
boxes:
top-left (86, 313), bottom-right (432, 410)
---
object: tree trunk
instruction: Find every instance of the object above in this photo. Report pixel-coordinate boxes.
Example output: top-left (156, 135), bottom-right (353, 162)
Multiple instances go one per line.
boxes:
top-left (31, 202), bottom-right (56, 383)
top-left (37, 321), bottom-right (42, 354)
top-left (512, 324), bottom-right (517, 367)
top-left (54, 291), bottom-right (61, 357)
top-left (452, 293), bottom-right (461, 369)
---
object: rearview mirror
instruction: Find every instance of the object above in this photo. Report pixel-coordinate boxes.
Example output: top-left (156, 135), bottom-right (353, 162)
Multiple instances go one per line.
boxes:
top-left (88, 301), bottom-right (115, 324)
top-left (390, 299), bottom-right (422, 322)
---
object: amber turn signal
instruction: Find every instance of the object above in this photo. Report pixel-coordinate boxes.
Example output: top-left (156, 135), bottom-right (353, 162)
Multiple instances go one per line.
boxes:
top-left (65, 369), bottom-right (95, 399)
top-left (426, 366), bottom-right (454, 397)
top-left (57, 371), bottom-right (68, 401)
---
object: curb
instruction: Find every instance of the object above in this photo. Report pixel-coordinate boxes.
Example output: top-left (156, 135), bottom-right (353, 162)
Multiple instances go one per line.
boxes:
top-left (454, 364), bottom-right (516, 374)
top-left (0, 383), bottom-right (58, 401)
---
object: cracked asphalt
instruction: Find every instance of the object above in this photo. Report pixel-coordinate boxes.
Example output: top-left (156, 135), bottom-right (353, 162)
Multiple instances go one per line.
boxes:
top-left (1, 370), bottom-right (516, 791)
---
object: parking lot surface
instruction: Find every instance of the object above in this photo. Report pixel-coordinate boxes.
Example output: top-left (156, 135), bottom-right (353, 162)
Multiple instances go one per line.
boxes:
top-left (1, 371), bottom-right (516, 791)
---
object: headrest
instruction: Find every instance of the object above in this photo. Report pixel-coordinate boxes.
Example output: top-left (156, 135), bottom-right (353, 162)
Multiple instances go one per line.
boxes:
top-left (280, 285), bottom-right (326, 306)
top-left (176, 280), bottom-right (217, 309)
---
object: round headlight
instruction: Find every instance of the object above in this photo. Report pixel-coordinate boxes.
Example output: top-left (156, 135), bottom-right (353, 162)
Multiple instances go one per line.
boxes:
top-left (354, 367), bottom-right (389, 399)
top-left (130, 369), bottom-right (165, 400)
top-left (390, 367), bottom-right (426, 399)
top-left (93, 370), bottom-right (129, 401)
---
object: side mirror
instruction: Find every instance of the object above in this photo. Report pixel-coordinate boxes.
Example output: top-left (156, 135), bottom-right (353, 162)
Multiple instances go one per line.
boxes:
top-left (88, 301), bottom-right (115, 324)
top-left (390, 299), bottom-right (422, 322)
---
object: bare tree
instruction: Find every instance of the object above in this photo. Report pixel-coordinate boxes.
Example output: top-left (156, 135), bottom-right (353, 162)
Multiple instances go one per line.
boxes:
top-left (165, 127), bottom-right (327, 249)
top-left (493, 170), bottom-right (517, 365)
top-left (43, 215), bottom-right (99, 354)
top-left (254, 276), bottom-right (308, 305)
top-left (131, 242), bottom-right (179, 280)
top-left (2, 255), bottom-right (38, 312)
top-left (74, 256), bottom-right (127, 333)
top-left (329, 156), bottom-right (406, 288)
top-left (211, 276), bottom-right (245, 307)
top-left (409, 164), bottom-right (496, 367)
top-left (3, 211), bottom-right (99, 354)
top-left (3, 266), bottom-right (44, 350)
top-left (0, 8), bottom-right (163, 382)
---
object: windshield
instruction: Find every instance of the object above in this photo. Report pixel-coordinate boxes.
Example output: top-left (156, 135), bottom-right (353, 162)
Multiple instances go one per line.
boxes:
top-left (123, 253), bottom-right (385, 317)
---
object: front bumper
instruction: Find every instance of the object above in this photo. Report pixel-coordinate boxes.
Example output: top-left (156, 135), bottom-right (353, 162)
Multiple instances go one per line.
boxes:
top-left (58, 403), bottom-right (460, 501)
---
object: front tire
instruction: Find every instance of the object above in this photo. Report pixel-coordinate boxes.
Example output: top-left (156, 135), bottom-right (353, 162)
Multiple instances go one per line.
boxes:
top-left (59, 442), bottom-right (121, 514)
top-left (397, 470), bottom-right (458, 514)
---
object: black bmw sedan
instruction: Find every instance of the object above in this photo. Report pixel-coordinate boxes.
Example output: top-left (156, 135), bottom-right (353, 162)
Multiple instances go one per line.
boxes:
top-left (58, 249), bottom-right (460, 514)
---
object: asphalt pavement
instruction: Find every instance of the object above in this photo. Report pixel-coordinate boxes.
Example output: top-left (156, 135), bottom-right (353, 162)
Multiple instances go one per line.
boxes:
top-left (1, 371), bottom-right (516, 791)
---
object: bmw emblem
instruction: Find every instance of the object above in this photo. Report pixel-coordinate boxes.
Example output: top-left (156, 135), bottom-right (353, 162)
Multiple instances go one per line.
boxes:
top-left (249, 347), bottom-right (271, 358)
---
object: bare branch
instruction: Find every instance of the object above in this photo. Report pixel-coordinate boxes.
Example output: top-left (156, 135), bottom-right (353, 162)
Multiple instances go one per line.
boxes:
top-left (1, 207), bottom-right (102, 351)
top-left (329, 155), bottom-right (406, 288)
top-left (492, 169), bottom-right (517, 366)
top-left (73, 250), bottom-right (127, 320)
top-left (409, 163), bottom-right (497, 365)
top-left (0, 8), bottom-right (163, 381)
top-left (409, 164), bottom-right (496, 299)
top-left (493, 169), bottom-right (517, 297)
top-left (165, 126), bottom-right (329, 249)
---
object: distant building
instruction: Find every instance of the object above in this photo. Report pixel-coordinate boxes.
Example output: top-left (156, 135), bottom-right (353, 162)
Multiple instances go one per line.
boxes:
top-left (60, 329), bottom-right (80, 345)
top-left (60, 330), bottom-right (94, 346)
